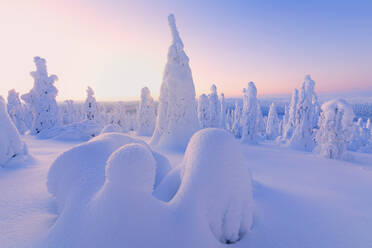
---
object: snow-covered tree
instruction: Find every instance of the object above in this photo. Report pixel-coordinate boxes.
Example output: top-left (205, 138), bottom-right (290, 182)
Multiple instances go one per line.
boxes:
top-left (197, 94), bottom-right (209, 128)
top-left (231, 101), bottom-right (242, 138)
top-left (219, 93), bottom-right (227, 129)
top-left (288, 75), bottom-right (318, 151)
top-left (366, 118), bottom-right (371, 130)
top-left (136, 87), bottom-right (156, 136)
top-left (0, 96), bottom-right (27, 166)
top-left (282, 88), bottom-right (298, 141)
top-left (256, 103), bottom-right (266, 138)
top-left (21, 56), bottom-right (59, 135)
top-left (241, 82), bottom-right (259, 144)
top-left (208, 84), bottom-right (220, 128)
top-left (315, 99), bottom-right (354, 160)
top-left (7, 89), bottom-right (28, 134)
top-left (60, 100), bottom-right (77, 125)
top-left (266, 103), bottom-right (280, 140)
top-left (84, 87), bottom-right (100, 123)
top-left (151, 14), bottom-right (199, 150)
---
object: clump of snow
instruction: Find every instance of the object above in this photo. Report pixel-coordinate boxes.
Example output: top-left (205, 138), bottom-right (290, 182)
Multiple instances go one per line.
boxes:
top-left (0, 96), bottom-right (27, 166)
top-left (7, 89), bottom-right (28, 134)
top-left (171, 128), bottom-right (253, 244)
top-left (21, 56), bottom-right (59, 135)
top-left (136, 87), bottom-right (156, 136)
top-left (315, 99), bottom-right (354, 160)
top-left (241, 82), bottom-right (259, 144)
top-left (101, 123), bottom-right (122, 133)
top-left (151, 14), bottom-right (199, 151)
top-left (47, 133), bottom-right (171, 211)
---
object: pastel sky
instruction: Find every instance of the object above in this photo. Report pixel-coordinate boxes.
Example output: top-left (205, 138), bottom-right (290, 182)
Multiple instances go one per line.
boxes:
top-left (1, 0), bottom-right (371, 101)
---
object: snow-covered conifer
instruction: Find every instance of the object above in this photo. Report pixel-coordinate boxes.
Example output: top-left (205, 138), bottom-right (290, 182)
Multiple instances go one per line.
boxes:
top-left (21, 56), bottom-right (59, 134)
top-left (61, 100), bottom-right (77, 125)
top-left (84, 87), bottom-right (100, 123)
top-left (256, 103), bottom-right (266, 138)
top-left (288, 75), bottom-right (318, 151)
top-left (266, 102), bottom-right (280, 140)
top-left (219, 93), bottom-right (227, 129)
top-left (7, 89), bottom-right (28, 134)
top-left (151, 14), bottom-right (199, 150)
top-left (315, 99), bottom-right (354, 159)
top-left (231, 101), bottom-right (242, 138)
top-left (197, 94), bottom-right (209, 128)
top-left (241, 82), bottom-right (259, 144)
top-left (136, 87), bottom-right (156, 136)
top-left (208, 84), bottom-right (220, 128)
top-left (0, 96), bottom-right (27, 166)
top-left (282, 88), bottom-right (298, 141)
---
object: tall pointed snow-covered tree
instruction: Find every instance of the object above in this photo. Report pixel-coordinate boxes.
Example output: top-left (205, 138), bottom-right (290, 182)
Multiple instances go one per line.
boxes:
top-left (220, 93), bottom-right (227, 129)
top-left (282, 88), bottom-right (298, 141)
top-left (84, 86), bottom-right (100, 123)
top-left (198, 94), bottom-right (210, 129)
top-left (151, 14), bottom-right (199, 150)
top-left (231, 101), bottom-right (242, 138)
top-left (136, 87), bottom-right (156, 136)
top-left (208, 84), bottom-right (221, 128)
top-left (0, 96), bottom-right (27, 166)
top-left (315, 99), bottom-right (354, 160)
top-left (266, 103), bottom-right (280, 140)
top-left (21, 56), bottom-right (59, 135)
top-left (288, 75), bottom-right (318, 151)
top-left (7, 89), bottom-right (28, 134)
top-left (241, 82), bottom-right (259, 144)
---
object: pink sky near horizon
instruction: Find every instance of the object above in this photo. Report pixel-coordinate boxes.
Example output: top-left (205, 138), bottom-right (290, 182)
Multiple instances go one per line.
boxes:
top-left (0, 0), bottom-right (371, 101)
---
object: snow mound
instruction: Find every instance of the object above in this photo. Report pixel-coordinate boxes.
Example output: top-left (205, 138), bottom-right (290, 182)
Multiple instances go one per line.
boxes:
top-left (170, 128), bottom-right (254, 243)
top-left (0, 96), bottom-right (27, 166)
top-left (52, 120), bottom-right (102, 141)
top-left (47, 133), bottom-right (171, 211)
top-left (101, 123), bottom-right (122, 134)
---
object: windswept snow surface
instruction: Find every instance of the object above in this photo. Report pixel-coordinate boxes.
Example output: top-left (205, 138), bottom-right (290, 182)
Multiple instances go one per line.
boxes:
top-left (1, 133), bottom-right (372, 247)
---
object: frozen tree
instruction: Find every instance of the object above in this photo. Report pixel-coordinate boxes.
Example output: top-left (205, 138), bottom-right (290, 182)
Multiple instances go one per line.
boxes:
top-left (256, 103), bottom-right (266, 138)
top-left (7, 89), bottom-right (28, 134)
top-left (231, 101), bottom-right (242, 138)
top-left (266, 103), bottom-right (280, 140)
top-left (136, 87), bottom-right (156, 136)
top-left (208, 84), bottom-right (220, 128)
top-left (197, 94), bottom-right (209, 128)
top-left (61, 100), bottom-right (77, 125)
top-left (219, 93), bottom-right (227, 129)
top-left (0, 96), bottom-right (27, 166)
top-left (366, 118), bottom-right (371, 130)
top-left (315, 99), bottom-right (354, 160)
top-left (21, 56), bottom-right (59, 135)
top-left (282, 88), bottom-right (298, 141)
top-left (241, 82), bottom-right (259, 144)
top-left (288, 75), bottom-right (318, 151)
top-left (312, 94), bottom-right (321, 129)
top-left (151, 14), bottom-right (199, 150)
top-left (84, 87), bottom-right (100, 123)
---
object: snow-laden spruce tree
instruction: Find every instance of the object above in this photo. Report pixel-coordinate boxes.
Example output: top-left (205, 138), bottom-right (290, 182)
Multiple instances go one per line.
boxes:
top-left (266, 102), bottom-right (280, 140)
top-left (219, 93), bottom-right (227, 129)
top-left (84, 86), bottom-right (100, 123)
top-left (61, 100), bottom-right (77, 125)
top-left (0, 96), bottom-right (27, 166)
top-left (256, 103), bottom-right (266, 138)
top-left (136, 87), bottom-right (156, 136)
top-left (7, 89), bottom-right (28, 134)
top-left (21, 56), bottom-right (59, 135)
top-left (208, 84), bottom-right (221, 128)
top-left (151, 14), bottom-right (199, 150)
top-left (282, 88), bottom-right (298, 141)
top-left (288, 75), bottom-right (318, 151)
top-left (241, 82), bottom-right (259, 144)
top-left (197, 94), bottom-right (209, 128)
top-left (231, 100), bottom-right (242, 138)
top-left (315, 99), bottom-right (354, 160)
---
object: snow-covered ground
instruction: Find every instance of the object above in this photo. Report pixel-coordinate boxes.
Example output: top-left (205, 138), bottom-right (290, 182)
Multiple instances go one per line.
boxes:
top-left (1, 135), bottom-right (372, 248)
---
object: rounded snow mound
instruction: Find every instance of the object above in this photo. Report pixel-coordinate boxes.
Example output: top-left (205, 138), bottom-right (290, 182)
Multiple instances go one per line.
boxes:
top-left (53, 120), bottom-right (102, 141)
top-left (47, 132), bottom-right (171, 211)
top-left (105, 143), bottom-right (156, 193)
top-left (172, 128), bottom-right (253, 244)
top-left (101, 123), bottom-right (122, 134)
